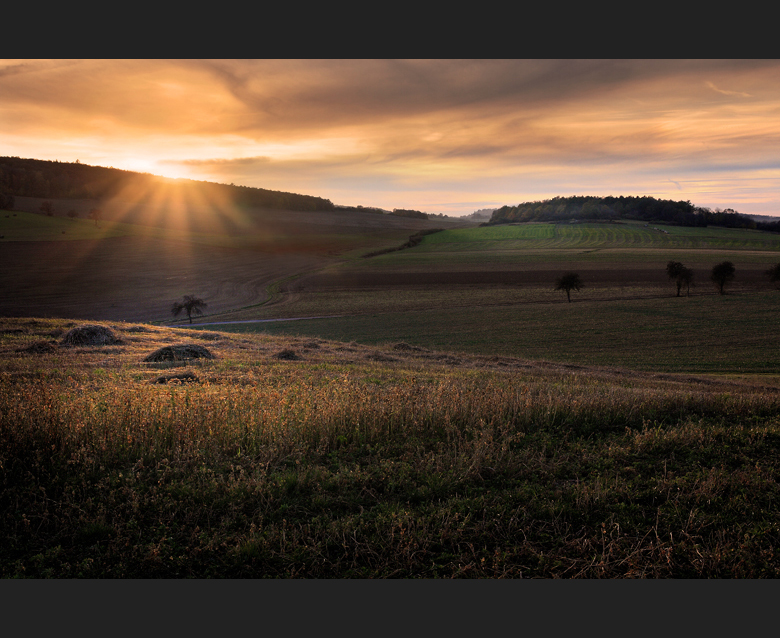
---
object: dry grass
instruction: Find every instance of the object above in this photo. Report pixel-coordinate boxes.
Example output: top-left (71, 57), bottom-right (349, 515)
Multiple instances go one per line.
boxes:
top-left (61, 324), bottom-right (122, 346)
top-left (143, 344), bottom-right (215, 362)
top-left (2, 317), bottom-right (780, 577)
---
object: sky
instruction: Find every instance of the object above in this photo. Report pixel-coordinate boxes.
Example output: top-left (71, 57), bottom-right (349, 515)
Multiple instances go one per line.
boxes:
top-left (2, 59), bottom-right (779, 217)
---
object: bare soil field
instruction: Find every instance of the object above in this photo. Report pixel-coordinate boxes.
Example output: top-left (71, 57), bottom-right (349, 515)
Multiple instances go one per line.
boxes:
top-left (0, 236), bottom-right (331, 323)
top-left (2, 200), bottom-right (467, 323)
top-left (234, 261), bottom-right (774, 322)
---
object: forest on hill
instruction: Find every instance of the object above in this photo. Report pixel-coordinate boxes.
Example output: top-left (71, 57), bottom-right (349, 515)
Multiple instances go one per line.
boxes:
top-left (0, 156), bottom-right (335, 212)
top-left (489, 195), bottom-right (780, 232)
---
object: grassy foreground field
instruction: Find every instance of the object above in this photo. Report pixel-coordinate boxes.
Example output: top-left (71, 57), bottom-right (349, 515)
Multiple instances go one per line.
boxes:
top-left (3, 318), bottom-right (780, 577)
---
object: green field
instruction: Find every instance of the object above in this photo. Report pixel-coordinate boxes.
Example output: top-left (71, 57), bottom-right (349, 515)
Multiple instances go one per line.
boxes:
top-left (208, 292), bottom-right (780, 375)
top-left (419, 221), bottom-right (780, 252)
top-left (347, 221), bottom-right (780, 270)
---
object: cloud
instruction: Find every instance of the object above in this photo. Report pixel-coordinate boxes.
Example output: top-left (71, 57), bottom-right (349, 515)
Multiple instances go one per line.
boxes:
top-left (705, 81), bottom-right (752, 98)
top-left (3, 59), bottom-right (780, 215)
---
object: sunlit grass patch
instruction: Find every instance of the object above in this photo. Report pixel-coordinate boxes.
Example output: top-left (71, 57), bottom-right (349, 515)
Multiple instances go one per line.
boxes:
top-left (2, 316), bottom-right (780, 577)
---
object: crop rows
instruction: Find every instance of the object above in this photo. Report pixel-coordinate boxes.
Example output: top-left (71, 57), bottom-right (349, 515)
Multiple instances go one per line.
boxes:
top-left (416, 222), bottom-right (780, 253)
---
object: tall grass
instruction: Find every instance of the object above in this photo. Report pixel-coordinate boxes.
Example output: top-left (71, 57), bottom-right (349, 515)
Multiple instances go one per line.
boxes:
top-left (2, 318), bottom-right (780, 577)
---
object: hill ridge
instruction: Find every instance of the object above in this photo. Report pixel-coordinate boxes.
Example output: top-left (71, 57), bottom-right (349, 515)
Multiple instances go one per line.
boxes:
top-left (0, 156), bottom-right (335, 212)
top-left (489, 194), bottom-right (780, 232)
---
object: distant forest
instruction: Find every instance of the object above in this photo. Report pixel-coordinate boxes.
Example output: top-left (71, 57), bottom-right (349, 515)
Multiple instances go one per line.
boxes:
top-left (489, 196), bottom-right (780, 233)
top-left (0, 157), bottom-right (335, 212)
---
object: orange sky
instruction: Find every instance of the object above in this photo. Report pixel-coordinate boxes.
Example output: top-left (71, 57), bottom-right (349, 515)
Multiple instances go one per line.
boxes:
top-left (2, 59), bottom-right (779, 217)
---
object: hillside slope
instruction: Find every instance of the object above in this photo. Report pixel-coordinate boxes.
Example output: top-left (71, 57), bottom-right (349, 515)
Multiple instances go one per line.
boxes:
top-left (2, 317), bottom-right (780, 577)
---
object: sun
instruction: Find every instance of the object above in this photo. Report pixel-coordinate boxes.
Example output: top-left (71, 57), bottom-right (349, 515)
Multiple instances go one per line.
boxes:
top-left (117, 158), bottom-right (192, 181)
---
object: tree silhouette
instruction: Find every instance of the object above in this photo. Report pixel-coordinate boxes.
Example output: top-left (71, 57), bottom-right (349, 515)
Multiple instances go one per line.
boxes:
top-left (171, 295), bottom-right (208, 324)
top-left (766, 263), bottom-right (780, 290)
top-left (710, 261), bottom-right (735, 295)
top-left (88, 208), bottom-right (102, 228)
top-left (0, 191), bottom-right (14, 210)
top-left (678, 266), bottom-right (694, 297)
top-left (555, 272), bottom-right (583, 302)
top-left (667, 261), bottom-right (694, 297)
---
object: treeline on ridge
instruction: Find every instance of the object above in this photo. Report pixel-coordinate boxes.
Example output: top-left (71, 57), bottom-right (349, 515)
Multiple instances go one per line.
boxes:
top-left (0, 157), bottom-right (335, 212)
top-left (489, 195), bottom-right (780, 232)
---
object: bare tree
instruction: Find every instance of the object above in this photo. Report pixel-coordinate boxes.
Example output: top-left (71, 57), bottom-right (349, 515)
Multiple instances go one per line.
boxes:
top-left (555, 272), bottom-right (583, 303)
top-left (171, 295), bottom-right (208, 324)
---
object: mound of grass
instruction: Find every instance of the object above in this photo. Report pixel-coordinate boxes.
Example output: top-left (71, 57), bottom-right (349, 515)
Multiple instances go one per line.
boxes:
top-left (392, 342), bottom-right (426, 352)
top-left (17, 340), bottom-right (58, 354)
top-left (273, 348), bottom-right (300, 360)
top-left (151, 371), bottom-right (200, 384)
top-left (124, 326), bottom-right (153, 333)
top-left (61, 324), bottom-right (122, 347)
top-left (143, 344), bottom-right (214, 362)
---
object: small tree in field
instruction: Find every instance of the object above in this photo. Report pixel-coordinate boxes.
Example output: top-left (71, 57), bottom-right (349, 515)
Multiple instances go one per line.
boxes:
top-left (711, 261), bottom-right (735, 295)
top-left (667, 261), bottom-right (694, 297)
top-left (40, 201), bottom-right (53, 216)
top-left (766, 263), bottom-right (780, 290)
top-left (555, 272), bottom-right (583, 302)
top-left (67, 209), bottom-right (78, 220)
top-left (171, 295), bottom-right (208, 324)
top-left (678, 266), bottom-right (694, 296)
top-left (88, 208), bottom-right (102, 228)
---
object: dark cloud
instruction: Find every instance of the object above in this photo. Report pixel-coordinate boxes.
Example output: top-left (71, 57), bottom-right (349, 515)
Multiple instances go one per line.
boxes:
top-left (3, 59), bottom-right (780, 216)
top-left (186, 59), bottom-right (780, 134)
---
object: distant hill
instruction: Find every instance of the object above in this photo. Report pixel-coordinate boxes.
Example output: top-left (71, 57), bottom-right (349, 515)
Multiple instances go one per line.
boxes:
top-left (0, 156), bottom-right (335, 212)
top-left (489, 195), bottom-right (780, 232)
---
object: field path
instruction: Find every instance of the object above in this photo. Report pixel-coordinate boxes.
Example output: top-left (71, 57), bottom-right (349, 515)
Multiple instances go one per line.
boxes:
top-left (175, 315), bottom-right (344, 327)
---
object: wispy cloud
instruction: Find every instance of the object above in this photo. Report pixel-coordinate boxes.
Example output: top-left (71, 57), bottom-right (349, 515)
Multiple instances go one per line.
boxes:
top-left (706, 81), bottom-right (753, 98)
